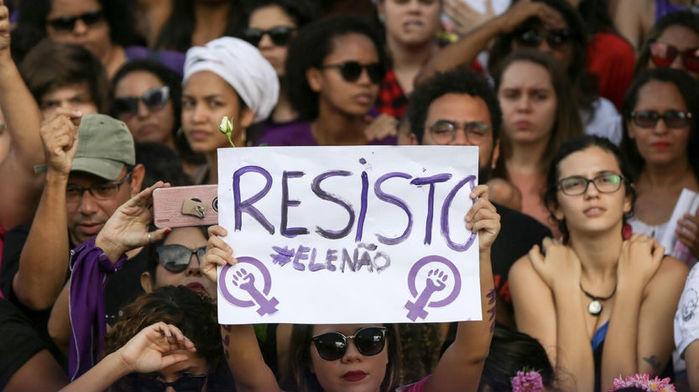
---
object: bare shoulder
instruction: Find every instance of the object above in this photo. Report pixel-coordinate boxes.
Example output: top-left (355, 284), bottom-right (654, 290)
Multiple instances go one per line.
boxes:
top-left (648, 256), bottom-right (689, 292)
top-left (509, 253), bottom-right (545, 288)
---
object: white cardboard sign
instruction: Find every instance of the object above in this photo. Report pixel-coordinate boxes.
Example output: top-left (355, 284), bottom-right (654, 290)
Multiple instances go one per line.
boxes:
top-left (217, 146), bottom-right (481, 324)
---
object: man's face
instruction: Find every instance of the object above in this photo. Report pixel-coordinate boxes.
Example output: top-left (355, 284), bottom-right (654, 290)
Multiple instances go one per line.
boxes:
top-left (66, 168), bottom-right (134, 245)
top-left (421, 93), bottom-right (497, 172)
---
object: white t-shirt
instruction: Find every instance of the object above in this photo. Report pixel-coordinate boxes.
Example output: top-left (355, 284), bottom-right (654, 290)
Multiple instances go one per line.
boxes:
top-left (581, 97), bottom-right (623, 145)
top-left (675, 263), bottom-right (699, 360)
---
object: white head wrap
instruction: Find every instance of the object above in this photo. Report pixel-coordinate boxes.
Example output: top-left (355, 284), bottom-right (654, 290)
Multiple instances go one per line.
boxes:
top-left (183, 37), bottom-right (279, 123)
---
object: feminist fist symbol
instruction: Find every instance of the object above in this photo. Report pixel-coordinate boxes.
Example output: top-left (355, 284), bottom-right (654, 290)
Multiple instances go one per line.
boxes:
top-left (405, 268), bottom-right (450, 321)
top-left (231, 268), bottom-right (279, 316)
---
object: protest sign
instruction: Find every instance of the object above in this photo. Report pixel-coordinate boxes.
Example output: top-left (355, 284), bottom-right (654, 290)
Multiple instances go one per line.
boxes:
top-left (217, 146), bottom-right (481, 324)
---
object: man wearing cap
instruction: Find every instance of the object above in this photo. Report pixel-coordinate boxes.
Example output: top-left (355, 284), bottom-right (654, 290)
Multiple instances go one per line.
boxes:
top-left (0, 112), bottom-right (145, 352)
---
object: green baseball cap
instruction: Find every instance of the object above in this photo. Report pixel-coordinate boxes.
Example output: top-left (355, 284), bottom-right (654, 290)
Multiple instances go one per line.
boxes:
top-left (70, 114), bottom-right (135, 180)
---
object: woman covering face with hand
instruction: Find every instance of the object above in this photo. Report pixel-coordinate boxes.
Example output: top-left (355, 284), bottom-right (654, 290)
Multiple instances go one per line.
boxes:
top-left (509, 136), bottom-right (688, 392)
top-left (206, 184), bottom-right (500, 392)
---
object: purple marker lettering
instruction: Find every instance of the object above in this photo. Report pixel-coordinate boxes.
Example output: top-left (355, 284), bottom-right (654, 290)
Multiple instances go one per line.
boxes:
top-left (341, 248), bottom-right (355, 272)
top-left (311, 170), bottom-right (355, 239)
top-left (372, 252), bottom-right (391, 272)
top-left (355, 171), bottom-right (369, 242)
top-left (374, 172), bottom-right (413, 245)
top-left (410, 174), bottom-right (452, 245)
top-left (270, 246), bottom-right (295, 266)
top-left (356, 250), bottom-right (373, 272)
top-left (233, 166), bottom-right (274, 234)
top-left (308, 248), bottom-right (325, 271)
top-left (292, 245), bottom-right (310, 271)
top-left (281, 171), bottom-right (309, 238)
top-left (440, 175), bottom-right (477, 252)
top-left (325, 249), bottom-right (337, 271)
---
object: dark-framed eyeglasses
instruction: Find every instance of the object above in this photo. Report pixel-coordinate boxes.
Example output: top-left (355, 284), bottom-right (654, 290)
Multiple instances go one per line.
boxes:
top-left (515, 28), bottom-right (573, 50)
top-left (66, 171), bottom-right (132, 204)
top-left (47, 10), bottom-right (104, 32)
top-left (124, 372), bottom-right (208, 392)
top-left (320, 61), bottom-right (384, 84)
top-left (243, 26), bottom-right (296, 47)
top-left (114, 86), bottom-right (170, 118)
top-left (156, 244), bottom-right (207, 273)
top-left (426, 119), bottom-right (490, 145)
top-left (311, 326), bottom-right (387, 361)
top-left (630, 110), bottom-right (692, 129)
top-left (649, 41), bottom-right (699, 73)
top-left (557, 172), bottom-right (624, 196)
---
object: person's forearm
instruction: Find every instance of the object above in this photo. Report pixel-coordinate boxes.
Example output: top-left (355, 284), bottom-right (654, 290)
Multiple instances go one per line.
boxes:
top-left (600, 285), bottom-right (643, 391)
top-left (221, 325), bottom-right (281, 392)
top-left (0, 52), bottom-right (44, 166)
top-left (59, 351), bottom-right (129, 392)
top-left (426, 250), bottom-right (494, 392)
top-left (420, 16), bottom-right (506, 81)
top-left (14, 170), bottom-right (70, 310)
top-left (553, 285), bottom-right (595, 392)
top-left (48, 281), bottom-right (71, 355)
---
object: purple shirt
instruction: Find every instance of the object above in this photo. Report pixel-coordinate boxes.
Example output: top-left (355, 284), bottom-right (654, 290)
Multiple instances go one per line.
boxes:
top-left (257, 120), bottom-right (397, 146)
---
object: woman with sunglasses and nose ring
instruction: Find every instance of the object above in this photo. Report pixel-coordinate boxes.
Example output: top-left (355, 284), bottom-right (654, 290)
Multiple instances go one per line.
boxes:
top-left (621, 69), bottom-right (699, 264)
top-left (206, 184), bottom-right (500, 392)
top-left (258, 16), bottom-right (398, 147)
top-left (509, 135), bottom-right (688, 392)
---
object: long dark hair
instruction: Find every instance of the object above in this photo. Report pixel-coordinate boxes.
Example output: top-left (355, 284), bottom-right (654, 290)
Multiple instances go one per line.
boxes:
top-left (543, 135), bottom-right (637, 242)
top-left (283, 324), bottom-right (400, 392)
top-left (634, 11), bottom-right (699, 77)
top-left (620, 68), bottom-right (699, 180)
top-left (285, 15), bottom-right (387, 121)
top-left (493, 50), bottom-right (584, 178)
top-left (488, 0), bottom-right (597, 113)
top-left (155, 0), bottom-right (245, 52)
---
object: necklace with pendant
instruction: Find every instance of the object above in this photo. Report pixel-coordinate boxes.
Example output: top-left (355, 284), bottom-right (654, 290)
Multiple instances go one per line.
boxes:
top-left (579, 283), bottom-right (616, 316)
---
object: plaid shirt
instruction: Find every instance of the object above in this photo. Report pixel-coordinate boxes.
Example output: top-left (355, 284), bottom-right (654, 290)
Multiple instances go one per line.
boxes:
top-left (376, 69), bottom-right (408, 119)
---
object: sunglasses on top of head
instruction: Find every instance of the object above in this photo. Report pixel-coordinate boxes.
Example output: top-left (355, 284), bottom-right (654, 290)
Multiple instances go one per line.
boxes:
top-left (243, 26), bottom-right (296, 47)
top-left (47, 10), bottom-right (104, 32)
top-left (113, 86), bottom-right (170, 118)
top-left (649, 41), bottom-right (699, 73)
top-left (311, 326), bottom-right (387, 361)
top-left (320, 61), bottom-right (384, 84)
top-left (514, 28), bottom-right (573, 50)
top-left (156, 244), bottom-right (207, 274)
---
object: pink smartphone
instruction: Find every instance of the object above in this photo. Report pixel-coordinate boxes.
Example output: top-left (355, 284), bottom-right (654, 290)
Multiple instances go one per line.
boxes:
top-left (153, 185), bottom-right (219, 228)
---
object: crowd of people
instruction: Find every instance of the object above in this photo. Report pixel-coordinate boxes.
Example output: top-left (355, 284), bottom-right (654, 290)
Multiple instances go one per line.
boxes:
top-left (0, 0), bottom-right (698, 391)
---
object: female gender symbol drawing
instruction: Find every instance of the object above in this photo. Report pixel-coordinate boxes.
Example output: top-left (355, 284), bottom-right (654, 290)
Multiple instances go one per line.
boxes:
top-left (219, 256), bottom-right (279, 316)
top-left (404, 255), bottom-right (461, 321)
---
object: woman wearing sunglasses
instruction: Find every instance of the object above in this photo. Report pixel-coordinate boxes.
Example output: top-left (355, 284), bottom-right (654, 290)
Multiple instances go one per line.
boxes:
top-left (258, 16), bottom-right (398, 147)
top-left (421, 0), bottom-right (622, 144)
top-left (61, 286), bottom-right (225, 392)
top-left (635, 11), bottom-right (699, 80)
top-left (621, 69), bottom-right (699, 263)
top-left (209, 184), bottom-right (499, 392)
top-left (509, 135), bottom-right (688, 392)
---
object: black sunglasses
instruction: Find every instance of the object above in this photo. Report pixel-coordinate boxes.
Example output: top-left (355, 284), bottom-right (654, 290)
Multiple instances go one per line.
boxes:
top-left (243, 26), bottom-right (296, 46)
top-left (47, 10), bottom-right (104, 32)
top-left (320, 61), bottom-right (383, 84)
top-left (630, 110), bottom-right (692, 129)
top-left (311, 327), bottom-right (387, 361)
top-left (125, 373), bottom-right (208, 392)
top-left (114, 86), bottom-right (170, 118)
top-left (515, 28), bottom-right (573, 50)
top-left (155, 244), bottom-right (207, 274)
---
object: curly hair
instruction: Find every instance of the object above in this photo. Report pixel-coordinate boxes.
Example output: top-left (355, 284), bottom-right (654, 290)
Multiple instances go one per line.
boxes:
top-left (407, 65), bottom-right (502, 143)
top-left (543, 135), bottom-right (637, 243)
top-left (634, 11), bottom-right (699, 77)
top-left (19, 40), bottom-right (111, 113)
top-left (620, 68), bottom-right (699, 180)
top-left (105, 286), bottom-right (222, 370)
top-left (285, 15), bottom-right (386, 121)
top-left (283, 324), bottom-right (400, 392)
